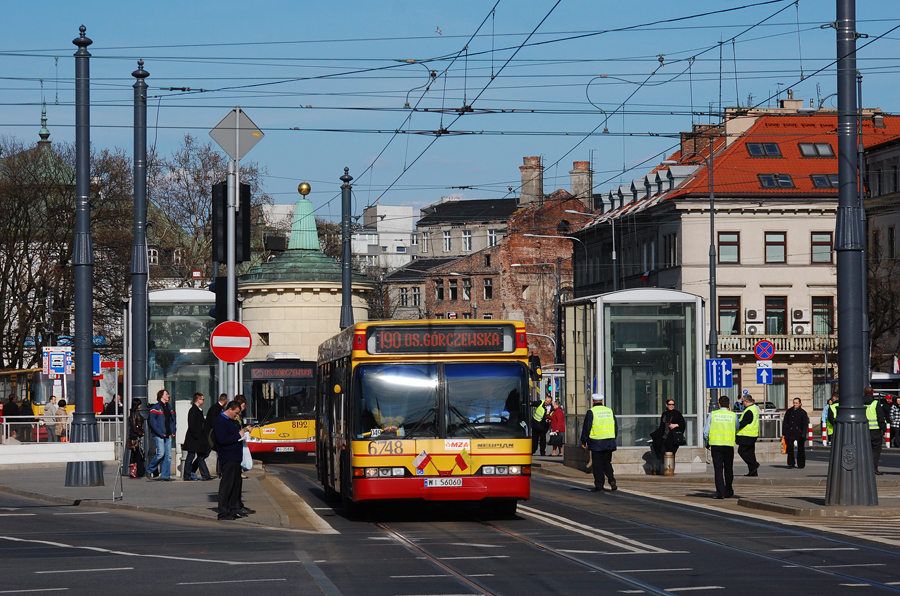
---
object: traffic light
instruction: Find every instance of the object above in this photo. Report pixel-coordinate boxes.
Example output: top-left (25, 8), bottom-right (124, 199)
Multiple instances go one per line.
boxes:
top-left (211, 181), bottom-right (252, 263)
top-left (208, 276), bottom-right (239, 325)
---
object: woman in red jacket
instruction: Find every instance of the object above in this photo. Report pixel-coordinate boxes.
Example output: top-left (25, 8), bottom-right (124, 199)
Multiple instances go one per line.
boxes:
top-left (548, 400), bottom-right (566, 457)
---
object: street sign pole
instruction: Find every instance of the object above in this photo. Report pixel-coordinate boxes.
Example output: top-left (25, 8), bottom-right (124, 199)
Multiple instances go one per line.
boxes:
top-left (210, 107), bottom-right (263, 402)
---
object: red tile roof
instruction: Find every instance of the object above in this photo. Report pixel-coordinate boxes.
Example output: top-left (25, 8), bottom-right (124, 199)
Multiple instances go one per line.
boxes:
top-left (670, 114), bottom-right (900, 198)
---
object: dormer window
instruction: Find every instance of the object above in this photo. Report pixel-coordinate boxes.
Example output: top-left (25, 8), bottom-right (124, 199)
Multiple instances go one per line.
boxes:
top-left (746, 142), bottom-right (782, 157)
top-left (810, 174), bottom-right (839, 188)
top-left (758, 173), bottom-right (795, 188)
top-left (798, 142), bottom-right (834, 158)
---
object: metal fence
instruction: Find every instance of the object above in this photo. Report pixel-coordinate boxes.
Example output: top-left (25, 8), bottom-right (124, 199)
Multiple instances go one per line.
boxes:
top-left (1, 415), bottom-right (125, 451)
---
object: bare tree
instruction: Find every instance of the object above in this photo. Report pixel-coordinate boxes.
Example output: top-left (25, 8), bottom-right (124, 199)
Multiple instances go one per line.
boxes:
top-left (868, 253), bottom-right (900, 372)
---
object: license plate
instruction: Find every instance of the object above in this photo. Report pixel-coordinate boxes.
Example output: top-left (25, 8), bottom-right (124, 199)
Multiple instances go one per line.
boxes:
top-left (275, 446), bottom-right (295, 453)
top-left (424, 478), bottom-right (462, 488)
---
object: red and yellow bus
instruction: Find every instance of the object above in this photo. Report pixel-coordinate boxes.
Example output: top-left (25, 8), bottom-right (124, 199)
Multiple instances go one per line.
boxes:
top-left (316, 320), bottom-right (533, 516)
top-left (243, 357), bottom-right (317, 454)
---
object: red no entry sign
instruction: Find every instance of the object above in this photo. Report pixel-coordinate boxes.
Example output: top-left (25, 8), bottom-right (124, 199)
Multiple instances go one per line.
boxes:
top-left (210, 321), bottom-right (252, 363)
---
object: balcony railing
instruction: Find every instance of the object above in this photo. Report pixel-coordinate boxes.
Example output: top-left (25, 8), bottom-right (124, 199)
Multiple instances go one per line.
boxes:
top-left (717, 334), bottom-right (837, 355)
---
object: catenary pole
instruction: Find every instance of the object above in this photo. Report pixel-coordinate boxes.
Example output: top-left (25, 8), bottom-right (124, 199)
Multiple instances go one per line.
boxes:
top-left (66, 26), bottom-right (103, 487)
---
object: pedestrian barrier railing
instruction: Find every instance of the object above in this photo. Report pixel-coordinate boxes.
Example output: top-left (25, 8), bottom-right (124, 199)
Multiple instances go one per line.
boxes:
top-left (1, 415), bottom-right (125, 452)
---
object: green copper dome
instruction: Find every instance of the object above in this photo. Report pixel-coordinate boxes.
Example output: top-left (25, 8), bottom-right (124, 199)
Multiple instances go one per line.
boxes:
top-left (287, 197), bottom-right (319, 250)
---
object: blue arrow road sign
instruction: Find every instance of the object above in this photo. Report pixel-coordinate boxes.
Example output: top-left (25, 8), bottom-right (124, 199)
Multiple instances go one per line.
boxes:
top-left (757, 367), bottom-right (772, 384)
top-left (706, 358), bottom-right (733, 389)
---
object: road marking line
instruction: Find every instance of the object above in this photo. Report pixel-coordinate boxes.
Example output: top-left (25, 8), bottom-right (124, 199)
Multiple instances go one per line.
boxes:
top-left (0, 514), bottom-right (36, 517)
top-left (771, 547), bottom-right (857, 552)
top-left (440, 555), bottom-right (509, 560)
top-left (813, 564), bottom-right (886, 569)
top-left (0, 591), bottom-right (68, 594)
top-left (839, 584), bottom-right (872, 587)
top-left (36, 568), bottom-right (133, 574)
top-left (177, 579), bottom-right (285, 586)
top-left (519, 504), bottom-right (669, 554)
top-left (447, 543), bottom-right (502, 548)
top-left (666, 587), bottom-right (724, 592)
top-left (390, 575), bottom-right (450, 579)
top-left (52, 512), bottom-right (108, 516)
top-left (296, 550), bottom-right (343, 596)
top-left (617, 568), bottom-right (693, 573)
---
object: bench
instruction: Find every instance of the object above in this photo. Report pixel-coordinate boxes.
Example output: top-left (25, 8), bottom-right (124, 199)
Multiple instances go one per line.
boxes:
top-left (0, 442), bottom-right (118, 465)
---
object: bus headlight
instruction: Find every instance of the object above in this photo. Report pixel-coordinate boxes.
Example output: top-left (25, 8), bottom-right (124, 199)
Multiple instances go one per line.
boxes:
top-left (246, 436), bottom-right (261, 443)
top-left (508, 466), bottom-right (521, 475)
top-left (378, 468), bottom-right (392, 477)
top-left (392, 468), bottom-right (406, 476)
top-left (496, 466), bottom-right (509, 475)
top-left (365, 468), bottom-right (379, 478)
top-left (482, 466), bottom-right (495, 475)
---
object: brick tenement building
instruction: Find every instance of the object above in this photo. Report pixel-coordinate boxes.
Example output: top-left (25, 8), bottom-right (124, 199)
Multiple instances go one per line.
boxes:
top-left (424, 188), bottom-right (590, 366)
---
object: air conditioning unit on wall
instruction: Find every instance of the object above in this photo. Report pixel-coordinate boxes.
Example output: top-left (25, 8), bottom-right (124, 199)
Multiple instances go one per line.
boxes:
top-left (791, 307), bottom-right (810, 322)
top-left (793, 323), bottom-right (812, 335)
top-left (745, 323), bottom-right (762, 335)
top-left (745, 308), bottom-right (763, 322)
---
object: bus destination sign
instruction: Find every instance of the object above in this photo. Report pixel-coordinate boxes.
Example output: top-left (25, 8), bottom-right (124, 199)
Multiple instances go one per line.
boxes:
top-left (367, 324), bottom-right (515, 355)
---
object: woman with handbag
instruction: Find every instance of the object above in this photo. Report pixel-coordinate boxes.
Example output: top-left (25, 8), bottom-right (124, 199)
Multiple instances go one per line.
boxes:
top-left (548, 400), bottom-right (566, 457)
top-left (127, 399), bottom-right (146, 479)
top-left (650, 399), bottom-right (687, 474)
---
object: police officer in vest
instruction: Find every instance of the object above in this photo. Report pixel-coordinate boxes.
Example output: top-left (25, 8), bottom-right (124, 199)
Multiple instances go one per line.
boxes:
top-left (864, 386), bottom-right (887, 475)
top-left (531, 394), bottom-right (553, 456)
top-left (580, 393), bottom-right (617, 492)
top-left (825, 391), bottom-right (839, 443)
top-left (737, 394), bottom-right (761, 477)
top-left (703, 395), bottom-right (736, 499)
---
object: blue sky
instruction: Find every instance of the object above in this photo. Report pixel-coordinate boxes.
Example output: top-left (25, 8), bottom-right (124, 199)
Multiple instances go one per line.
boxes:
top-left (2, 1), bottom-right (898, 220)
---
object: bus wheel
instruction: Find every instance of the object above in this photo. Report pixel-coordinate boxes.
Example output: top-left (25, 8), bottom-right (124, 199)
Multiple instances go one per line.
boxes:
top-left (341, 490), bottom-right (363, 518)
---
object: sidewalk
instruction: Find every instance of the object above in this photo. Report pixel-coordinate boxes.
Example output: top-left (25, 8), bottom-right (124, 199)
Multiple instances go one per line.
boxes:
top-left (531, 450), bottom-right (900, 517)
top-left (0, 461), bottom-right (334, 533)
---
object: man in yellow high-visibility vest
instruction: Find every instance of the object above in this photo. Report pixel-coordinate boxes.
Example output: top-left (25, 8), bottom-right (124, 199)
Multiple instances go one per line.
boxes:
top-left (737, 394), bottom-right (760, 477)
top-left (703, 395), bottom-right (737, 499)
top-left (580, 393), bottom-right (618, 492)
top-left (864, 386), bottom-right (887, 475)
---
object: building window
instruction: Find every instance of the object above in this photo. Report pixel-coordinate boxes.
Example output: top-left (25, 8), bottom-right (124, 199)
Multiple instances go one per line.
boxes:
top-left (421, 233), bottom-right (429, 253)
top-left (399, 288), bottom-right (409, 306)
top-left (449, 279), bottom-right (458, 300)
top-left (148, 248), bottom-right (159, 266)
top-left (443, 230), bottom-right (451, 252)
top-left (771, 369), bottom-right (788, 409)
top-left (813, 367), bottom-right (834, 409)
top-left (435, 313), bottom-right (444, 319)
top-left (484, 254), bottom-right (491, 267)
top-left (890, 227), bottom-right (896, 260)
top-left (522, 285), bottom-right (529, 300)
top-left (482, 313), bottom-right (493, 319)
top-left (462, 313), bottom-right (472, 319)
top-left (765, 296), bottom-right (787, 335)
top-left (258, 332), bottom-right (269, 346)
top-left (462, 230), bottom-right (472, 252)
top-left (172, 248), bottom-right (184, 265)
top-left (873, 229), bottom-right (881, 263)
top-left (412, 287), bottom-right (421, 306)
top-left (462, 278), bottom-right (472, 300)
top-left (718, 232), bottom-right (740, 264)
top-left (719, 297), bottom-right (741, 335)
top-left (381, 246), bottom-right (388, 253)
top-left (746, 142), bottom-right (782, 157)
top-left (484, 278), bottom-right (493, 300)
top-left (368, 233), bottom-right (378, 245)
top-left (410, 234), bottom-right (418, 246)
top-left (488, 230), bottom-right (498, 247)
top-left (810, 174), bottom-right (839, 188)
top-left (765, 232), bottom-right (786, 264)
top-left (798, 142), bottom-right (835, 158)
top-left (663, 233), bottom-right (677, 268)
top-left (758, 173), bottom-right (795, 188)
top-left (435, 280), bottom-right (444, 301)
top-left (812, 296), bottom-right (834, 335)
top-left (811, 232), bottom-right (833, 264)
top-left (397, 246), bottom-right (406, 253)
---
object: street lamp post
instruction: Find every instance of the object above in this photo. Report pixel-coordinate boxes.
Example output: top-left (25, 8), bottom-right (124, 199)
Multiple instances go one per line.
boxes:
top-left (565, 209), bottom-right (617, 291)
top-left (512, 262), bottom-right (560, 362)
top-left (663, 151), bottom-right (717, 414)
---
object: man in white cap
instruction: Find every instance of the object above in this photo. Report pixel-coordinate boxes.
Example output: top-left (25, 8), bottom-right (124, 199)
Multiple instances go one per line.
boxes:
top-left (580, 393), bottom-right (617, 492)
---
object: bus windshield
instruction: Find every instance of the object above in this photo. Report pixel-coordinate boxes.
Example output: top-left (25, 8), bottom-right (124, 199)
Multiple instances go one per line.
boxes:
top-left (249, 379), bottom-right (315, 425)
top-left (446, 362), bottom-right (528, 439)
top-left (354, 364), bottom-right (439, 439)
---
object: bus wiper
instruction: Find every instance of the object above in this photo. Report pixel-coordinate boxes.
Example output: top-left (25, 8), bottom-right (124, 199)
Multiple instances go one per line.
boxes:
top-left (402, 406), bottom-right (437, 438)
top-left (448, 405), bottom-right (484, 438)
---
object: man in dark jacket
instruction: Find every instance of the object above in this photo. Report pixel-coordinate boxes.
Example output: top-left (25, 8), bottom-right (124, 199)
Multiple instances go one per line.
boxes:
top-left (182, 393), bottom-right (213, 481)
top-left (146, 389), bottom-right (176, 481)
top-left (864, 387), bottom-right (887, 475)
top-left (206, 393), bottom-right (227, 476)
top-left (782, 398), bottom-right (810, 469)
top-left (214, 401), bottom-right (251, 520)
top-left (580, 393), bottom-right (618, 492)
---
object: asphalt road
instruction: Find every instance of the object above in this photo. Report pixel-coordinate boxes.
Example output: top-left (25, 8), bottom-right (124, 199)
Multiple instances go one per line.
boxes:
top-left (3, 459), bottom-right (900, 596)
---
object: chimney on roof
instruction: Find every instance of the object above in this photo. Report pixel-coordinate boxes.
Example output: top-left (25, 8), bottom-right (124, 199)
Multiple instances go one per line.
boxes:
top-left (519, 156), bottom-right (544, 205)
top-left (680, 123), bottom-right (715, 156)
top-left (569, 161), bottom-right (593, 209)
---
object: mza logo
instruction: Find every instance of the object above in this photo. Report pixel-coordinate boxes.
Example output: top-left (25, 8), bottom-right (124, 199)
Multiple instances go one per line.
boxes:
top-left (263, 428), bottom-right (276, 434)
top-left (444, 439), bottom-right (470, 451)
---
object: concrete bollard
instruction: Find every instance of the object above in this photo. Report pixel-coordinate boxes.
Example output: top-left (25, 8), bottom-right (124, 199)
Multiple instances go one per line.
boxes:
top-left (663, 452), bottom-right (675, 476)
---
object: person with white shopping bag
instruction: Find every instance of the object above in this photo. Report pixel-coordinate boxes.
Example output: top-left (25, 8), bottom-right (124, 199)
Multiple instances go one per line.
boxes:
top-left (213, 401), bottom-right (255, 520)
